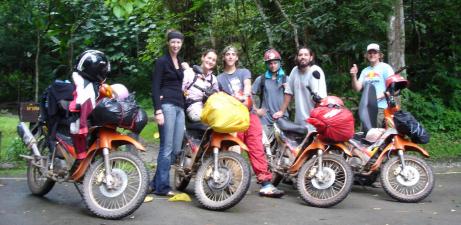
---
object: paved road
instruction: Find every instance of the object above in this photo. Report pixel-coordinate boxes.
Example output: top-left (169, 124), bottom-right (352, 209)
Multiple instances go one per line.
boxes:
top-left (1, 170), bottom-right (460, 225)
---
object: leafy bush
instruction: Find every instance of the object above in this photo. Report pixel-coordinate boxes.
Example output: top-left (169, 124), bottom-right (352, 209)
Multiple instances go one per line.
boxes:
top-left (2, 137), bottom-right (29, 162)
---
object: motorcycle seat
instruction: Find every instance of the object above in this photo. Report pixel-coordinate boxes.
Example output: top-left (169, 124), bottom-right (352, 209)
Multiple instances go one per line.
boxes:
top-left (275, 118), bottom-right (308, 134)
top-left (185, 120), bottom-right (208, 132)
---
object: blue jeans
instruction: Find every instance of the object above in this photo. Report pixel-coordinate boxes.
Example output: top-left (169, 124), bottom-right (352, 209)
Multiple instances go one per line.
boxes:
top-left (151, 104), bottom-right (185, 195)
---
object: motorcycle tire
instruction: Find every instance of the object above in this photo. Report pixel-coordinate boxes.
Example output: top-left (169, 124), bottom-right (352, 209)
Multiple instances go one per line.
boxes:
top-left (82, 151), bottom-right (149, 219)
top-left (380, 155), bottom-right (434, 203)
top-left (26, 136), bottom-right (55, 196)
top-left (194, 151), bottom-right (251, 211)
top-left (297, 154), bottom-right (353, 208)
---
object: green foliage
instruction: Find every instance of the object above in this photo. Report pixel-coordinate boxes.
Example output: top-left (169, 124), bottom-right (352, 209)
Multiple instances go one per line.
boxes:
top-left (402, 90), bottom-right (461, 136)
top-left (0, 115), bottom-right (24, 162)
top-left (0, 0), bottom-right (460, 159)
top-left (104, 0), bottom-right (147, 18)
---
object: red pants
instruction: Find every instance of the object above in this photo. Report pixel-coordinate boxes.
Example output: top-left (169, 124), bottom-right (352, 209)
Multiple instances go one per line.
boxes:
top-left (238, 113), bottom-right (272, 183)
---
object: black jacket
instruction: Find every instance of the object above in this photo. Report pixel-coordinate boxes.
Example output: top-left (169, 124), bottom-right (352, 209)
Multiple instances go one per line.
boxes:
top-left (151, 53), bottom-right (184, 110)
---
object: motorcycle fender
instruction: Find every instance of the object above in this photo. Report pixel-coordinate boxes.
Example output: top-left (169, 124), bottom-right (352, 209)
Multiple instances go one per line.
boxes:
top-left (87, 128), bottom-right (146, 154)
top-left (288, 138), bottom-right (326, 174)
top-left (330, 143), bottom-right (353, 157)
top-left (394, 135), bottom-right (430, 157)
top-left (370, 135), bottom-right (430, 171)
top-left (210, 132), bottom-right (249, 152)
top-left (70, 150), bottom-right (97, 181)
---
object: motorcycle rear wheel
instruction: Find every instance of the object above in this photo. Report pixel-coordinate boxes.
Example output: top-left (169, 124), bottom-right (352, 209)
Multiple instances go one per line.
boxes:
top-left (82, 151), bottom-right (149, 219)
top-left (297, 154), bottom-right (353, 208)
top-left (380, 155), bottom-right (434, 203)
top-left (26, 137), bottom-right (55, 196)
top-left (194, 151), bottom-right (251, 211)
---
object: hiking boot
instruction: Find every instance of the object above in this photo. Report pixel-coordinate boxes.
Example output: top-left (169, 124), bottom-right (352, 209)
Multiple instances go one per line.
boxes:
top-left (259, 184), bottom-right (285, 198)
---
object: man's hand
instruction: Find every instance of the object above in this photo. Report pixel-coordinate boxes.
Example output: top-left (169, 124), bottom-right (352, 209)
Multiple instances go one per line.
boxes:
top-left (255, 108), bottom-right (267, 117)
top-left (272, 110), bottom-right (284, 119)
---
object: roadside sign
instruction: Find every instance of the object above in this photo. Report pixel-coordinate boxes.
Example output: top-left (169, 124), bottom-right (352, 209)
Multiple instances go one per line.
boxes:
top-left (19, 102), bottom-right (40, 122)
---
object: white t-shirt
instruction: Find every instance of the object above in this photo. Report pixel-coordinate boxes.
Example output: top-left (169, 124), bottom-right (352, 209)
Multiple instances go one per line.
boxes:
top-left (285, 65), bottom-right (327, 124)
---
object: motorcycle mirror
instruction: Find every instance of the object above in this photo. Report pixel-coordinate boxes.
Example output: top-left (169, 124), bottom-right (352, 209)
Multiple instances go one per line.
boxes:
top-left (312, 71), bottom-right (321, 79)
top-left (193, 65), bottom-right (203, 75)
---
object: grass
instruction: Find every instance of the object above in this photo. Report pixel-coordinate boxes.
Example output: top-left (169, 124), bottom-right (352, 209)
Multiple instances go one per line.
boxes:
top-left (138, 108), bottom-right (159, 144)
top-left (424, 132), bottom-right (461, 160)
top-left (0, 114), bottom-right (21, 161)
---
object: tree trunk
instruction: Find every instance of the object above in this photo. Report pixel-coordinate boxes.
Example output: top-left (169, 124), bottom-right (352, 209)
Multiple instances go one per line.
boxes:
top-left (273, 0), bottom-right (299, 48)
top-left (34, 30), bottom-right (41, 102)
top-left (387, 0), bottom-right (406, 72)
top-left (253, 0), bottom-right (274, 47)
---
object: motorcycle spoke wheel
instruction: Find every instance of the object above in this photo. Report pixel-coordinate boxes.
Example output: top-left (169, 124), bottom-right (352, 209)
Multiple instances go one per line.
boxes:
top-left (195, 151), bottom-right (251, 211)
top-left (82, 151), bottom-right (148, 219)
top-left (381, 155), bottom-right (434, 202)
top-left (297, 154), bottom-right (353, 208)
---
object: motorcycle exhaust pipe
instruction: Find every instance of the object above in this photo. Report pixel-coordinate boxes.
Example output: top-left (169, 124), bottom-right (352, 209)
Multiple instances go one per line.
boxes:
top-left (17, 122), bottom-right (41, 157)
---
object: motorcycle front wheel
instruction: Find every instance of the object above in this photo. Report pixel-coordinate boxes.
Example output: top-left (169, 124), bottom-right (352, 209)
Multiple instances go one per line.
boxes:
top-left (82, 151), bottom-right (149, 219)
top-left (297, 154), bottom-right (353, 208)
top-left (380, 155), bottom-right (434, 203)
top-left (194, 151), bottom-right (251, 211)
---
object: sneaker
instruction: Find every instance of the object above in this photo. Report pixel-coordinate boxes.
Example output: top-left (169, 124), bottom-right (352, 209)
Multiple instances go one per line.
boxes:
top-left (259, 184), bottom-right (285, 198)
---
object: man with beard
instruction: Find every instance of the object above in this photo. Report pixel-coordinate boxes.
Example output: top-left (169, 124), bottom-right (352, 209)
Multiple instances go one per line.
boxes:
top-left (273, 46), bottom-right (327, 124)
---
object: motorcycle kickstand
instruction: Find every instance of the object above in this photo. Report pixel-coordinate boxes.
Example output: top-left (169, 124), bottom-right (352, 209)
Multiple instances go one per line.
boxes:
top-left (74, 183), bottom-right (84, 198)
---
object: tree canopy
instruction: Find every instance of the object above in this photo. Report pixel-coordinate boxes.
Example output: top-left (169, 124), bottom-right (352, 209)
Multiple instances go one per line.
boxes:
top-left (1, 0), bottom-right (460, 141)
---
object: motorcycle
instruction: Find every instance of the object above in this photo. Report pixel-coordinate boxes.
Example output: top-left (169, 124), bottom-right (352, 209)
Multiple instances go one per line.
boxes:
top-left (332, 69), bottom-right (434, 202)
top-left (17, 83), bottom-right (149, 219)
top-left (173, 119), bottom-right (251, 211)
top-left (265, 115), bottom-right (353, 207)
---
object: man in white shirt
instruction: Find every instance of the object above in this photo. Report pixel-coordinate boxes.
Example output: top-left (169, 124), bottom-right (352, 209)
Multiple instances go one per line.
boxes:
top-left (273, 46), bottom-right (327, 124)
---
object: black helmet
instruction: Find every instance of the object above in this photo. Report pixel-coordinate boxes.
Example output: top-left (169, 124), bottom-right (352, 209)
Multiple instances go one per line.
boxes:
top-left (75, 50), bottom-right (111, 82)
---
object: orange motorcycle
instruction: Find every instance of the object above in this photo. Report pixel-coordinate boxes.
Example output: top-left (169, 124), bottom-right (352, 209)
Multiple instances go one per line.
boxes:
top-left (330, 72), bottom-right (434, 202)
top-left (265, 115), bottom-right (354, 207)
top-left (17, 83), bottom-right (149, 219)
top-left (173, 120), bottom-right (251, 210)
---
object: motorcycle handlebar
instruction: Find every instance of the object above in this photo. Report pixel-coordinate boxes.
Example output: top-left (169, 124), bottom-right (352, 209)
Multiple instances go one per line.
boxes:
top-left (306, 86), bottom-right (322, 104)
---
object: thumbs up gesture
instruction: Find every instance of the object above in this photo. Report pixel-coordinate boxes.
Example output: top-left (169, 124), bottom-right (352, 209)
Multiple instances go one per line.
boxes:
top-left (350, 64), bottom-right (358, 77)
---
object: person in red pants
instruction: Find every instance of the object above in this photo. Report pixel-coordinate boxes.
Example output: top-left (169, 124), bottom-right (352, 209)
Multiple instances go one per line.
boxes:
top-left (217, 45), bottom-right (284, 198)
